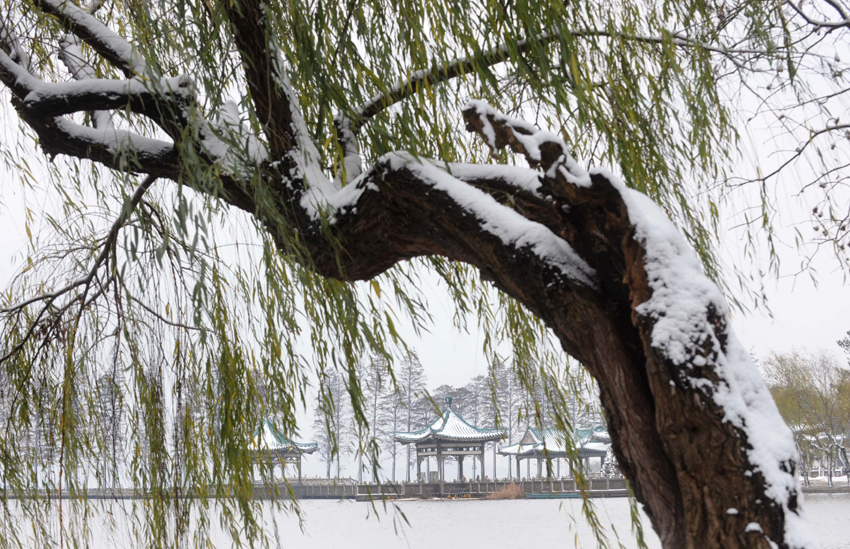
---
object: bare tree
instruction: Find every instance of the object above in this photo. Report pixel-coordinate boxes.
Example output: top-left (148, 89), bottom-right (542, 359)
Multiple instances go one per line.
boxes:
top-left (764, 350), bottom-right (850, 486)
top-left (312, 370), bottom-right (351, 479)
top-left (464, 375), bottom-right (487, 478)
top-left (398, 353), bottom-right (427, 482)
top-left (351, 355), bottom-right (389, 483)
top-left (378, 391), bottom-right (404, 482)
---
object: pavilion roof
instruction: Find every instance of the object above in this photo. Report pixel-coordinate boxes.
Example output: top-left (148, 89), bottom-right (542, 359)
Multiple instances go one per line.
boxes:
top-left (395, 402), bottom-right (505, 444)
top-left (253, 419), bottom-right (318, 454)
top-left (498, 424), bottom-right (610, 457)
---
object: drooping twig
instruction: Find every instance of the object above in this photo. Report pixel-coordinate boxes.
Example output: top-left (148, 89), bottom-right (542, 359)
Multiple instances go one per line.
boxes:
top-left (0, 175), bottom-right (158, 318)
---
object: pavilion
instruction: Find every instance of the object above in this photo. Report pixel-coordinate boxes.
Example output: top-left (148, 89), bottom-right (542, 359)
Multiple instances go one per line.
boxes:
top-left (498, 424), bottom-right (610, 478)
top-left (251, 418), bottom-right (318, 484)
top-left (395, 396), bottom-right (505, 482)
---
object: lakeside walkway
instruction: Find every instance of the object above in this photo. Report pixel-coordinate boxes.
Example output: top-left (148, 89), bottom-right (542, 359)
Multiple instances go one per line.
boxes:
top-left (252, 478), bottom-right (631, 500)
top-left (14, 479), bottom-right (846, 500)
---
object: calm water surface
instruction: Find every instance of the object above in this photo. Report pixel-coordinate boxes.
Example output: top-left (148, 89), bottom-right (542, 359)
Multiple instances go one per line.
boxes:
top-left (17, 493), bottom-right (850, 547)
top-left (268, 493), bottom-right (849, 548)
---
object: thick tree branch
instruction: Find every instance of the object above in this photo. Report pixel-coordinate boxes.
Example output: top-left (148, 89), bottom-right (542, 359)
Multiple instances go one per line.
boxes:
top-left (31, 0), bottom-right (145, 76)
top-left (15, 75), bottom-right (193, 121)
top-left (18, 110), bottom-right (180, 178)
top-left (223, 0), bottom-right (299, 159)
top-left (458, 103), bottom-right (808, 548)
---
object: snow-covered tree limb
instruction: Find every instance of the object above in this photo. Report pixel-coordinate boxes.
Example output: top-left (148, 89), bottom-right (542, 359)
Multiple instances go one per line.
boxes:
top-left (32, 0), bottom-right (145, 76)
top-left (223, 0), bottom-right (305, 160)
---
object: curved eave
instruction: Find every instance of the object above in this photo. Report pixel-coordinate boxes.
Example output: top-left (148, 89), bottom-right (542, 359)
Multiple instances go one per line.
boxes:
top-left (499, 442), bottom-right (564, 457)
top-left (395, 432), bottom-right (504, 444)
top-left (430, 431), bottom-right (505, 443)
top-left (251, 444), bottom-right (317, 455)
top-left (394, 432), bottom-right (431, 444)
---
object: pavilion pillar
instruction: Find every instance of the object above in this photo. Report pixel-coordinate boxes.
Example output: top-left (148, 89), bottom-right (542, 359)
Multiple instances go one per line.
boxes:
top-left (298, 456), bottom-right (302, 485)
top-left (492, 443), bottom-right (497, 480)
top-left (526, 458), bottom-right (530, 478)
top-left (416, 453), bottom-right (421, 482)
top-left (480, 446), bottom-right (485, 480)
top-left (458, 455), bottom-right (464, 481)
top-left (557, 458), bottom-right (561, 478)
top-left (516, 457), bottom-right (521, 479)
top-left (537, 458), bottom-right (542, 478)
top-left (436, 444), bottom-right (442, 482)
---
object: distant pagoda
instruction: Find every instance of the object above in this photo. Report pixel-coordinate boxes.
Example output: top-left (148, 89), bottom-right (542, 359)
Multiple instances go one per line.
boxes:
top-left (499, 424), bottom-right (610, 478)
top-left (395, 396), bottom-right (505, 482)
top-left (251, 418), bottom-right (318, 484)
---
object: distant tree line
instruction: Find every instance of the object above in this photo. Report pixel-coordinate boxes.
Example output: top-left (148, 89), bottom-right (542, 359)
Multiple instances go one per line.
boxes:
top-left (762, 331), bottom-right (850, 487)
top-left (311, 352), bottom-right (601, 481)
top-left (0, 344), bottom-right (602, 488)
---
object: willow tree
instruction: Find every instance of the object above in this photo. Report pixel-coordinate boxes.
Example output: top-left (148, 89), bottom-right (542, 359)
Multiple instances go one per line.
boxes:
top-left (2, 0), bottom-right (845, 547)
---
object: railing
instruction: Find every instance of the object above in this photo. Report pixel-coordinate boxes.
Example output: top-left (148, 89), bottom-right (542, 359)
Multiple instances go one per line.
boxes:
top-left (16, 478), bottom-right (630, 500)
top-left (350, 478), bottom-right (628, 500)
top-left (252, 483), bottom-right (358, 499)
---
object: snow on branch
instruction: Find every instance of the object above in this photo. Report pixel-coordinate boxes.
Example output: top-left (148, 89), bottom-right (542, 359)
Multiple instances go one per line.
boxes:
top-left (59, 33), bottom-right (113, 129)
top-left (33, 0), bottom-right (145, 76)
top-left (224, 0), bottom-right (306, 161)
top-left (1, 12), bottom-right (263, 182)
top-left (0, 17), bottom-right (33, 74)
top-left (333, 32), bottom-right (557, 184)
top-left (386, 153), bottom-right (598, 289)
top-left (0, 44), bottom-right (35, 98)
top-left (16, 73), bottom-right (192, 120)
top-left (787, 1), bottom-right (850, 29)
top-left (0, 45), bottom-right (179, 174)
top-left (57, 0), bottom-right (116, 130)
top-left (613, 175), bottom-right (815, 547)
top-left (462, 101), bottom-right (815, 547)
top-left (462, 99), bottom-right (590, 186)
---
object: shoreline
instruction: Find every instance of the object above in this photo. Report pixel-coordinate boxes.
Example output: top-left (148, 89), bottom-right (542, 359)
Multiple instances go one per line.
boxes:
top-left (801, 485), bottom-right (850, 494)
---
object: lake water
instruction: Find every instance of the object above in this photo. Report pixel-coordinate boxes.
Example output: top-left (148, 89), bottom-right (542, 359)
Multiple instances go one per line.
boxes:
top-left (12, 493), bottom-right (850, 547)
top-left (277, 494), bottom-right (850, 549)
